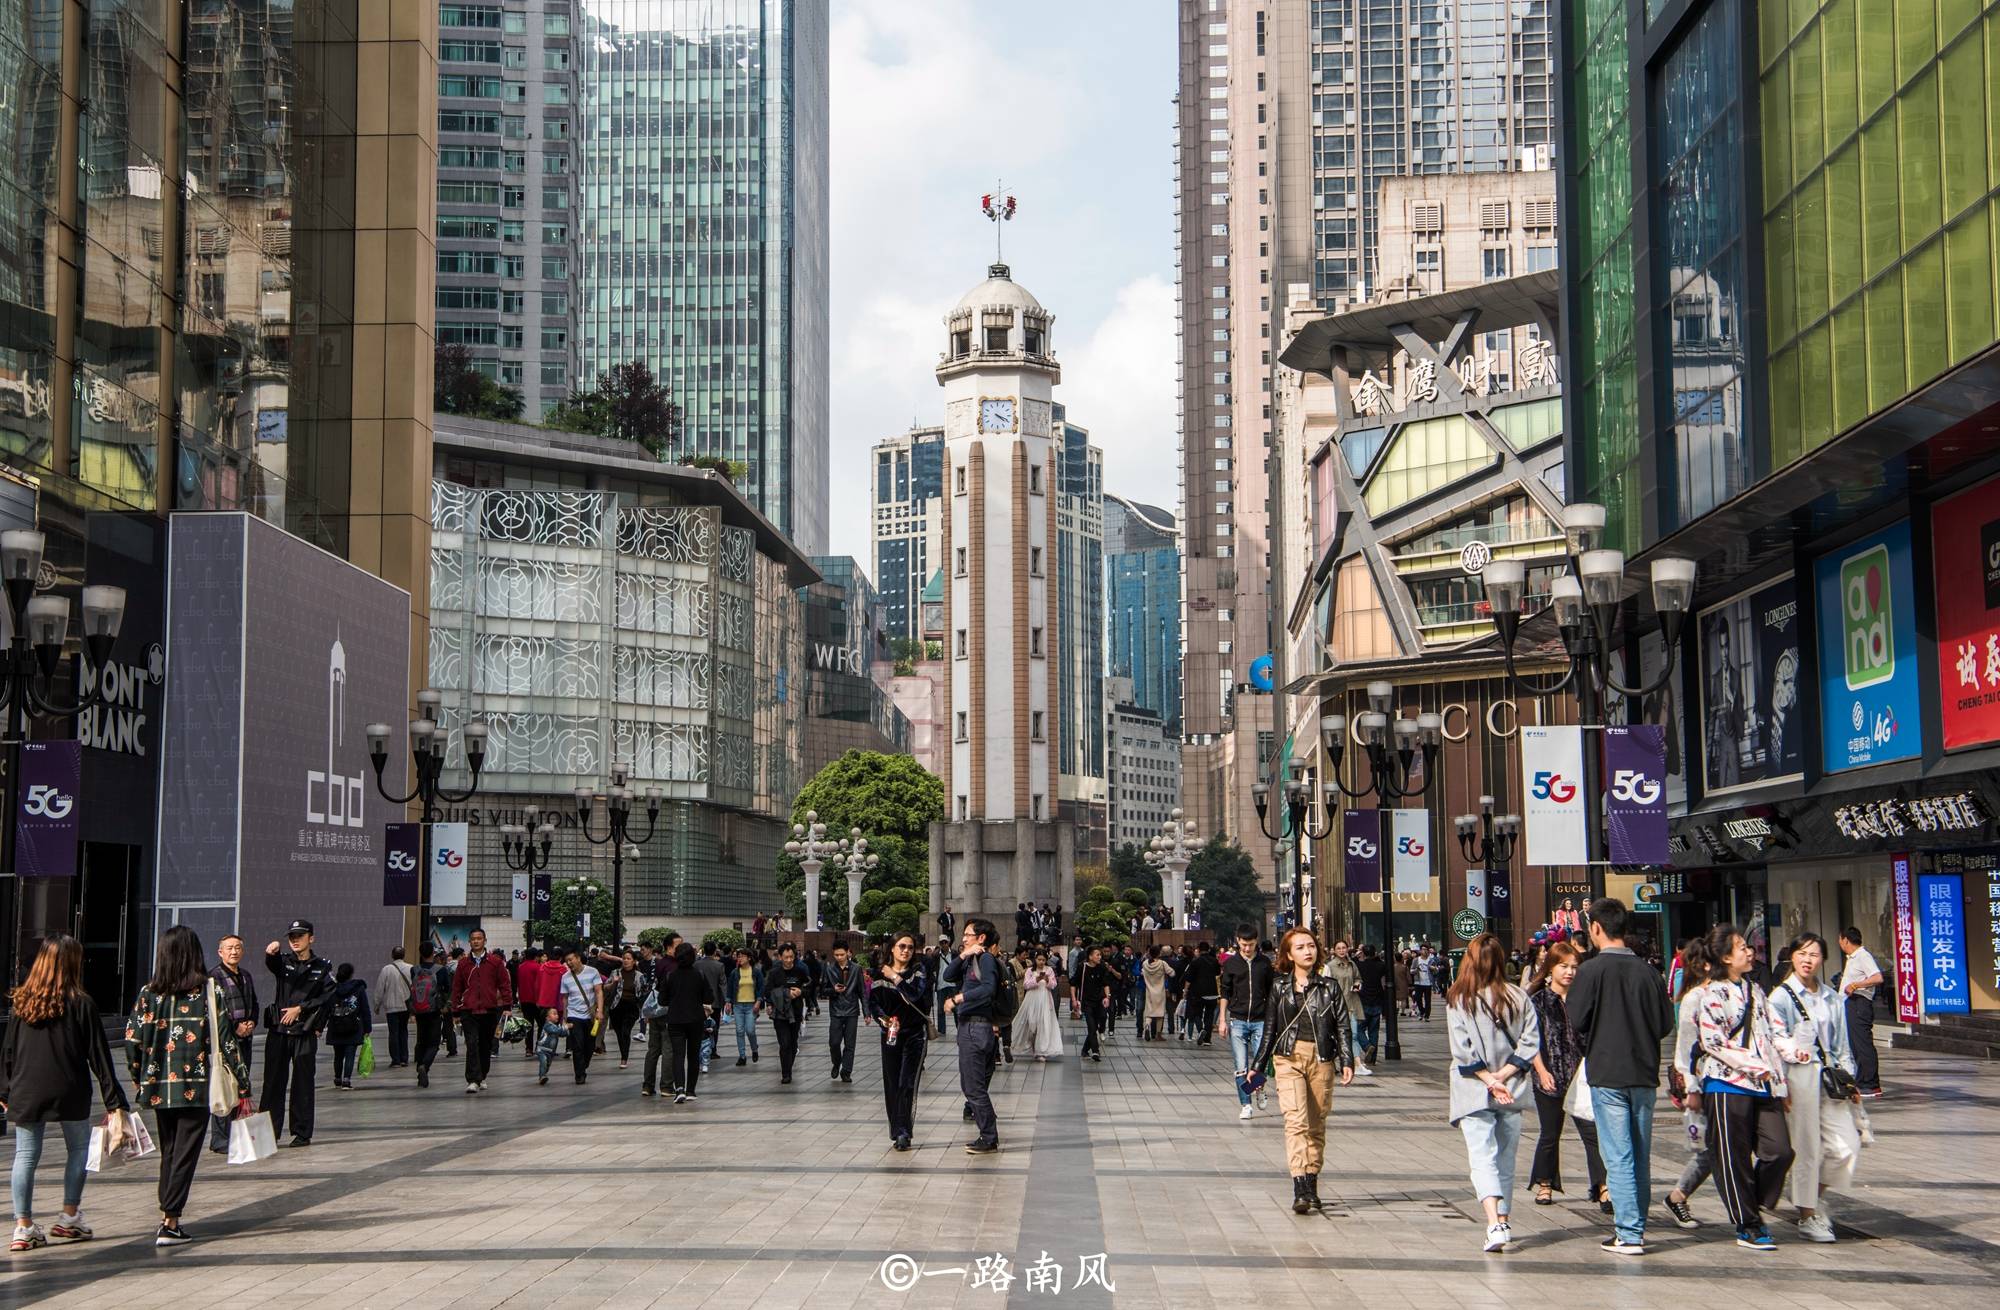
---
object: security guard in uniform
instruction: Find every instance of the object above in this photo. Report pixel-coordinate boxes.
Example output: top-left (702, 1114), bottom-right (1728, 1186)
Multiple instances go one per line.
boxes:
top-left (262, 919), bottom-right (335, 1147)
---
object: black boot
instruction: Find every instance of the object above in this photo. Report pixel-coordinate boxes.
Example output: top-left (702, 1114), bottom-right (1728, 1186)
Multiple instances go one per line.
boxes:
top-left (1305, 1175), bottom-right (1321, 1208)
top-left (1292, 1177), bottom-right (1312, 1215)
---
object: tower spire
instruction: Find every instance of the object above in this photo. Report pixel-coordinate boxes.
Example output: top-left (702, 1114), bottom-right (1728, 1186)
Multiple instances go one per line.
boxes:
top-left (979, 183), bottom-right (1017, 264)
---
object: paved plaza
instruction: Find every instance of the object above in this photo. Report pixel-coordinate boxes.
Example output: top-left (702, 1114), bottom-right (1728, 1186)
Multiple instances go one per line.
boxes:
top-left (3, 1014), bottom-right (1993, 1309)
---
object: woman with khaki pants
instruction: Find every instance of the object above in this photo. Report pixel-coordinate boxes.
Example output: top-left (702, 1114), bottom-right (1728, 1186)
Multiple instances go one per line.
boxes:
top-left (1251, 928), bottom-right (1356, 1214)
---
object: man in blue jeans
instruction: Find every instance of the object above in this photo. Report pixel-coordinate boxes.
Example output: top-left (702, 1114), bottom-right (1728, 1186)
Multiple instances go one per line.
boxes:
top-left (942, 918), bottom-right (1002, 1154)
top-left (1215, 925), bottom-right (1273, 1120)
top-left (1567, 898), bottom-right (1675, 1255)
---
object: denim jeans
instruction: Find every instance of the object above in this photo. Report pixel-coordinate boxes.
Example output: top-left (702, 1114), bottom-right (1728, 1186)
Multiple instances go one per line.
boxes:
top-left (1591, 1085), bottom-right (1657, 1244)
top-left (1228, 1018), bottom-right (1265, 1106)
top-left (731, 1005), bottom-right (759, 1058)
top-left (1355, 1006), bottom-right (1381, 1058)
top-left (10, 1119), bottom-right (91, 1220)
top-left (1458, 1108), bottom-right (1524, 1211)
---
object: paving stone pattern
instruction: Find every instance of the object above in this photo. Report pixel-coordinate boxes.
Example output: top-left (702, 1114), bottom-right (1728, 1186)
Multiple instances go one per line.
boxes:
top-left (2, 1010), bottom-right (1993, 1308)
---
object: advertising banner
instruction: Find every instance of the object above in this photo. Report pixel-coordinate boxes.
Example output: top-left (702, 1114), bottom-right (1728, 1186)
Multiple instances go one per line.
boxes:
top-left (381, 822), bottom-right (422, 906)
top-left (1605, 725), bottom-right (1669, 865)
top-left (1389, 809), bottom-right (1430, 894)
top-left (1695, 574), bottom-right (1802, 794)
top-left (1941, 849), bottom-right (2000, 1011)
top-left (1916, 872), bottom-right (1970, 1015)
top-left (14, 740), bottom-right (81, 877)
top-left (1465, 867), bottom-right (1488, 915)
top-left (429, 822), bottom-right (469, 908)
top-left (511, 873), bottom-right (531, 921)
top-left (531, 873), bottom-right (553, 921)
top-left (1931, 476), bottom-right (2000, 750)
top-left (1487, 864), bottom-right (1511, 918)
top-left (1891, 854), bottom-right (1922, 1024)
top-left (1343, 809), bottom-right (1382, 894)
top-left (1815, 521), bottom-right (1922, 772)
top-left (1521, 726), bottom-right (1587, 866)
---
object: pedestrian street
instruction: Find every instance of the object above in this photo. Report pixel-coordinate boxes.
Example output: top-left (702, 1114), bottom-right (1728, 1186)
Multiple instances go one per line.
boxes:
top-left (4, 1015), bottom-right (1991, 1309)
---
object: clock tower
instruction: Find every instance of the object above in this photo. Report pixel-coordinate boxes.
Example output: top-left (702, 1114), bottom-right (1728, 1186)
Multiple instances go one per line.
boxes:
top-left (929, 263), bottom-right (1075, 922)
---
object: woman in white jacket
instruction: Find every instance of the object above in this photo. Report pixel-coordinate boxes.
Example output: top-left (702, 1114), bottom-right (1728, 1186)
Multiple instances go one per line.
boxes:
top-left (1445, 934), bottom-right (1540, 1254)
top-left (1769, 933), bottom-right (1862, 1243)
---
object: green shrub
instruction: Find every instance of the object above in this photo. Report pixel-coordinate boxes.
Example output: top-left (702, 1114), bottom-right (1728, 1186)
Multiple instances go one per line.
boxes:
top-left (700, 928), bottom-right (746, 955)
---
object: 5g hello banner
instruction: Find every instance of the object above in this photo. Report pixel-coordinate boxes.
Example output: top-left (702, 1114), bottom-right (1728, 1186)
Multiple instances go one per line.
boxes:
top-left (1604, 726), bottom-right (1669, 864)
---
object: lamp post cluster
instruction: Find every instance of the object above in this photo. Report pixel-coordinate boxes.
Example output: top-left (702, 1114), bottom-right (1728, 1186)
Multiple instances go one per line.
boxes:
top-left (1144, 810), bottom-right (1200, 928)
top-left (500, 805), bottom-right (556, 871)
top-left (1251, 769), bottom-right (1337, 934)
top-left (558, 875), bottom-right (606, 946)
top-left (1454, 797), bottom-right (1520, 931)
top-left (1480, 502), bottom-right (1695, 896)
top-left (366, 689), bottom-right (488, 942)
top-left (0, 529), bottom-right (127, 989)
top-left (784, 813), bottom-right (877, 931)
top-left (575, 764), bottom-right (660, 947)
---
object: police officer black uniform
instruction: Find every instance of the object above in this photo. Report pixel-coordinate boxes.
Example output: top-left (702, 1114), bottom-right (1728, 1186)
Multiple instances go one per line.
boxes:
top-left (262, 919), bottom-right (335, 1147)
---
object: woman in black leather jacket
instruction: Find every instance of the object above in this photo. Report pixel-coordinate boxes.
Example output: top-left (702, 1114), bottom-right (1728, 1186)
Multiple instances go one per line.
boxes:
top-left (1251, 928), bottom-right (1356, 1213)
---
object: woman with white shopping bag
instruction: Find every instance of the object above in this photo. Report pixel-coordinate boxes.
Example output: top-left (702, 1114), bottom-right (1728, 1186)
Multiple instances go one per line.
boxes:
top-left (1769, 933), bottom-right (1864, 1244)
top-left (0, 935), bottom-right (131, 1251)
top-left (125, 926), bottom-right (253, 1247)
top-left (1525, 940), bottom-right (1608, 1211)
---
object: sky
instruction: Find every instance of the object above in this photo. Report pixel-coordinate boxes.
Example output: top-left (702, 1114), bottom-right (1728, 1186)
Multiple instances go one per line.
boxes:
top-left (826, 0), bottom-right (1179, 572)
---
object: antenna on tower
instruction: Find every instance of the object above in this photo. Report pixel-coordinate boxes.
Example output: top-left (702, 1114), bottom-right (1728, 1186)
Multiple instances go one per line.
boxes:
top-left (979, 182), bottom-right (1018, 264)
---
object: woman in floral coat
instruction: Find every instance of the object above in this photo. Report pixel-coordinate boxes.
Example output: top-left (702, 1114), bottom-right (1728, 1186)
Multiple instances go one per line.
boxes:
top-left (126, 925), bottom-right (252, 1247)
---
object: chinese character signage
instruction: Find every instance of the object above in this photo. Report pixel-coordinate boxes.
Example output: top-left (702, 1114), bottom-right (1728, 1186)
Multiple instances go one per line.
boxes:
top-left (1696, 575), bottom-right (1802, 795)
top-left (1916, 872), bottom-right (1970, 1015)
top-left (1520, 726), bottom-right (1587, 865)
top-left (1931, 477), bottom-right (2000, 750)
top-left (1389, 809), bottom-right (1430, 894)
top-left (1934, 849), bottom-right (2000, 1012)
top-left (1604, 725), bottom-right (1669, 864)
top-left (381, 822), bottom-right (422, 907)
top-left (1833, 793), bottom-right (1988, 842)
top-left (1891, 854), bottom-right (1921, 1024)
top-left (1815, 522), bottom-right (1922, 772)
top-left (1343, 809), bottom-right (1382, 894)
top-left (14, 740), bottom-right (81, 877)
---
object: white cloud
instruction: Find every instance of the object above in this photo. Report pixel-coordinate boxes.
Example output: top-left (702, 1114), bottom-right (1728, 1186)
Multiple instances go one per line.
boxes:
top-left (1058, 274), bottom-right (1179, 515)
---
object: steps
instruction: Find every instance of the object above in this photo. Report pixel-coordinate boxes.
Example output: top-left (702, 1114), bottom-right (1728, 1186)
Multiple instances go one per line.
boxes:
top-left (1890, 1012), bottom-right (2000, 1060)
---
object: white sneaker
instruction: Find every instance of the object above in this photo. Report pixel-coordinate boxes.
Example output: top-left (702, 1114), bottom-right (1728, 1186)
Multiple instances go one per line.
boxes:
top-left (466, 1082), bottom-right (479, 1094)
top-left (48, 1212), bottom-right (91, 1241)
top-left (1797, 1214), bottom-right (1836, 1243)
top-left (1483, 1223), bottom-right (1509, 1252)
top-left (1355, 1063), bottom-right (1373, 1077)
top-left (1239, 1103), bottom-right (1255, 1120)
top-left (1255, 1091), bottom-right (1269, 1110)
top-left (9, 1223), bottom-right (46, 1252)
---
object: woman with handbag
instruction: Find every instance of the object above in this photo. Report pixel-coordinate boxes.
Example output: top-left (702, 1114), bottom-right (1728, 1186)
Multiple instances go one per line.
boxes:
top-left (869, 933), bottom-right (932, 1150)
top-left (1444, 933), bottom-right (1540, 1253)
top-left (126, 925), bottom-right (253, 1247)
top-left (1250, 929), bottom-right (1355, 1216)
top-left (1524, 941), bottom-right (1608, 1210)
top-left (607, 951), bottom-right (645, 1069)
top-left (1692, 923), bottom-right (1806, 1251)
top-left (1, 935), bottom-right (129, 1251)
top-left (1769, 933), bottom-right (1862, 1243)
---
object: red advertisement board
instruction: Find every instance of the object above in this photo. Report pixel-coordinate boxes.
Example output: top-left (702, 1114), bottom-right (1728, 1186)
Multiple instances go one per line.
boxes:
top-left (1931, 476), bottom-right (2000, 749)
top-left (1892, 853), bottom-right (1922, 1023)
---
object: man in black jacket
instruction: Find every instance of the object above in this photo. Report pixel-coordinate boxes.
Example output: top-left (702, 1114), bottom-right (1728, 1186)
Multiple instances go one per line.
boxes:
top-left (1217, 925), bottom-right (1274, 1117)
top-left (1078, 946), bottom-right (1115, 1062)
top-left (1568, 898), bottom-right (1675, 1255)
top-left (762, 943), bottom-right (816, 1084)
top-left (262, 920), bottom-right (335, 1148)
top-left (942, 918), bottom-right (1003, 1153)
top-left (207, 934), bottom-right (259, 1153)
top-left (822, 943), bottom-right (865, 1083)
top-left (1183, 941), bottom-right (1223, 1046)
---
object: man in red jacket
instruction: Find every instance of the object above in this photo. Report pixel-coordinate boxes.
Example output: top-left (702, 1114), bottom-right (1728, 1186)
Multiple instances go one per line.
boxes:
top-left (451, 928), bottom-right (514, 1093)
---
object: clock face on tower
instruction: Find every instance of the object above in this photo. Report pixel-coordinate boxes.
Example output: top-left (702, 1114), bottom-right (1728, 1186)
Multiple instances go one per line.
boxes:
top-left (980, 397), bottom-right (1016, 433)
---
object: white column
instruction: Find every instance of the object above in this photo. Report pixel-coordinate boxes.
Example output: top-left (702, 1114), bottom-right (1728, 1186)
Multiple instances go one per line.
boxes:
top-left (802, 859), bottom-right (823, 932)
top-left (847, 870), bottom-right (865, 930)
top-left (1164, 861), bottom-right (1187, 929)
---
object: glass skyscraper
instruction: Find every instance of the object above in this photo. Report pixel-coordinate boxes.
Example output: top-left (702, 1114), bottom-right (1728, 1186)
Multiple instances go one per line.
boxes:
top-left (575, 0), bottom-right (828, 554)
top-left (1104, 495), bottom-right (1181, 739)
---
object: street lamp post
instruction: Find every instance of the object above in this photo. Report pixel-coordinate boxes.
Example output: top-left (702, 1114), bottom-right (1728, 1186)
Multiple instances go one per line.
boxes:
top-left (1145, 810), bottom-right (1199, 927)
top-left (574, 764), bottom-right (659, 948)
top-left (1321, 686), bottom-right (1444, 1061)
top-left (836, 835), bottom-right (879, 931)
top-left (558, 876), bottom-right (605, 947)
top-left (1252, 764), bottom-right (1338, 937)
top-left (0, 530), bottom-right (125, 990)
top-left (1454, 797), bottom-right (1520, 938)
top-left (366, 688), bottom-right (488, 945)
top-left (785, 812), bottom-right (842, 931)
top-left (499, 807), bottom-right (556, 952)
top-left (1480, 502), bottom-right (1695, 907)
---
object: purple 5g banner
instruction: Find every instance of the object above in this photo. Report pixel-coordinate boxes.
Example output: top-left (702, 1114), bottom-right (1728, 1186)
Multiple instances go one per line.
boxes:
top-left (1343, 809), bottom-right (1382, 894)
top-left (1605, 725), bottom-right (1669, 865)
top-left (15, 740), bottom-right (82, 876)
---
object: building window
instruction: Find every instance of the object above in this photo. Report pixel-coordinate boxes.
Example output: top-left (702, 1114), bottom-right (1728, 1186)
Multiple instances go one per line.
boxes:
top-left (984, 326), bottom-right (1009, 352)
top-left (1029, 464), bottom-right (1042, 494)
top-left (1030, 546), bottom-right (1043, 576)
top-left (954, 546), bottom-right (967, 576)
top-left (1032, 711), bottom-right (1045, 741)
top-left (1030, 627), bottom-right (1043, 657)
top-left (955, 465), bottom-right (967, 494)
top-left (952, 328), bottom-right (970, 358)
top-left (1481, 247), bottom-right (1510, 281)
top-left (957, 796), bottom-right (969, 821)
top-left (1032, 794), bottom-right (1045, 821)
top-left (956, 712), bottom-right (968, 741)
top-left (956, 629), bottom-right (968, 658)
top-left (1024, 326), bottom-right (1044, 354)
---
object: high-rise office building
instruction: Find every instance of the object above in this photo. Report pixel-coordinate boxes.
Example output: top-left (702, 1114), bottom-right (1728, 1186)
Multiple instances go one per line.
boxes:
top-left (435, 0), bottom-right (579, 418)
top-left (1052, 403), bottom-right (1106, 858)
top-left (1106, 676), bottom-right (1183, 855)
top-left (1104, 495), bottom-right (1181, 738)
top-left (574, 0), bottom-right (829, 554)
top-left (870, 424), bottom-right (945, 642)
top-left (1175, 0), bottom-right (1553, 900)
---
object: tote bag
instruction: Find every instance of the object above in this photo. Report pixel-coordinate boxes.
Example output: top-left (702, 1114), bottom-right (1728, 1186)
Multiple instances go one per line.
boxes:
top-left (1565, 1058), bottom-right (1595, 1121)
top-left (228, 1111), bottom-right (279, 1164)
top-left (206, 981), bottom-right (240, 1116)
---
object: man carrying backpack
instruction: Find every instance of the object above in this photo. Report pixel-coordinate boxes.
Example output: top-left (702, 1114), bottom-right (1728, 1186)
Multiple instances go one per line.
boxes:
top-left (374, 946), bottom-right (414, 1068)
top-left (408, 941), bottom-right (450, 1089)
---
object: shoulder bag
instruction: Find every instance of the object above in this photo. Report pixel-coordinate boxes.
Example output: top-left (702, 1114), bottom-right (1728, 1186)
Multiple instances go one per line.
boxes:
top-left (1785, 982), bottom-right (1858, 1100)
top-left (205, 980), bottom-right (240, 1116)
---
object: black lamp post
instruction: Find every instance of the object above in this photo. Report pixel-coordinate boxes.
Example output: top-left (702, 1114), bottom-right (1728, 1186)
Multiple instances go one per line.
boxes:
top-left (1454, 797), bottom-right (1520, 937)
top-left (365, 688), bottom-right (487, 939)
top-left (0, 529), bottom-right (125, 990)
top-left (1479, 502), bottom-right (1695, 908)
top-left (1252, 762), bottom-right (1337, 937)
top-left (574, 763), bottom-right (659, 947)
top-left (499, 805), bottom-right (556, 872)
top-left (1322, 685), bottom-right (1442, 1062)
